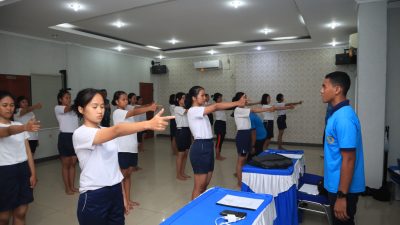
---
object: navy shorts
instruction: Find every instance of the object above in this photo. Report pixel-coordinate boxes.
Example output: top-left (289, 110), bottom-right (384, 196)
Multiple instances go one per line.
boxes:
top-left (214, 120), bottom-right (226, 135)
top-left (277, 115), bottom-right (287, 130)
top-left (263, 120), bottom-right (274, 139)
top-left (29, 140), bottom-right (39, 154)
top-left (170, 119), bottom-right (177, 140)
top-left (176, 127), bottom-right (192, 151)
top-left (236, 129), bottom-right (252, 156)
top-left (118, 152), bottom-right (138, 169)
top-left (77, 183), bottom-right (124, 225)
top-left (0, 161), bottom-right (34, 212)
top-left (137, 131), bottom-right (144, 143)
top-left (58, 132), bottom-right (76, 157)
top-left (189, 139), bottom-right (214, 174)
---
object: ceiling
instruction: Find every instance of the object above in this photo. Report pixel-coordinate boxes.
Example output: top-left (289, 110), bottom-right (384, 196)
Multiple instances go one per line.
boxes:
top-left (0, 0), bottom-right (358, 59)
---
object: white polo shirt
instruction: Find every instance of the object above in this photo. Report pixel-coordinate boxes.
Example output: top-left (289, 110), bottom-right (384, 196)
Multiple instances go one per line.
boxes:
top-left (169, 104), bottom-right (176, 117)
top-left (134, 105), bottom-right (147, 122)
top-left (174, 106), bottom-right (189, 128)
top-left (187, 106), bottom-right (213, 139)
top-left (113, 109), bottom-right (138, 153)
top-left (14, 108), bottom-right (39, 140)
top-left (54, 105), bottom-right (79, 133)
top-left (275, 102), bottom-right (286, 116)
top-left (234, 107), bottom-right (251, 130)
top-left (73, 125), bottom-right (123, 193)
top-left (261, 105), bottom-right (274, 121)
top-left (126, 105), bottom-right (136, 122)
top-left (0, 121), bottom-right (29, 166)
top-left (214, 110), bottom-right (227, 121)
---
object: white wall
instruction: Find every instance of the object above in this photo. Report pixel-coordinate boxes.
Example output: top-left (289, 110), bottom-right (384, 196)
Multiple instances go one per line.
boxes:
top-left (386, 7), bottom-right (400, 167)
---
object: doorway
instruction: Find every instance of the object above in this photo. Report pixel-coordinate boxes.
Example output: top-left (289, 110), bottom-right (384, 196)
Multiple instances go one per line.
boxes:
top-left (139, 82), bottom-right (154, 138)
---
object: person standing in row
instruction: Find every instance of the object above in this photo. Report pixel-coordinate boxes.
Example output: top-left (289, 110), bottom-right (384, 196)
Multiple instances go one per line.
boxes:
top-left (14, 96), bottom-right (42, 155)
top-left (72, 88), bottom-right (173, 225)
top-left (112, 91), bottom-right (157, 208)
top-left (248, 112), bottom-right (267, 161)
top-left (275, 93), bottom-right (302, 149)
top-left (212, 93), bottom-right (227, 161)
top-left (0, 91), bottom-right (38, 225)
top-left (174, 92), bottom-right (192, 180)
top-left (135, 96), bottom-right (147, 152)
top-left (100, 89), bottom-right (111, 127)
top-left (185, 86), bottom-right (246, 199)
top-left (169, 94), bottom-right (178, 155)
top-left (260, 94), bottom-right (274, 150)
top-left (55, 89), bottom-right (79, 195)
top-left (205, 93), bottom-right (214, 126)
top-left (231, 92), bottom-right (275, 187)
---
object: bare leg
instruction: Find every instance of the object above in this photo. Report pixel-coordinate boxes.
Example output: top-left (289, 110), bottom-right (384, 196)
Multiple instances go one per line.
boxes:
top-left (192, 173), bottom-right (212, 200)
top-left (182, 150), bottom-right (191, 178)
top-left (277, 129), bottom-right (285, 149)
top-left (69, 156), bottom-right (78, 192)
top-left (263, 138), bottom-right (272, 150)
top-left (236, 155), bottom-right (247, 187)
top-left (0, 211), bottom-right (11, 225)
top-left (60, 156), bottom-right (74, 195)
top-left (176, 152), bottom-right (186, 180)
top-left (171, 137), bottom-right (178, 155)
top-left (12, 204), bottom-right (28, 225)
top-left (215, 134), bottom-right (226, 160)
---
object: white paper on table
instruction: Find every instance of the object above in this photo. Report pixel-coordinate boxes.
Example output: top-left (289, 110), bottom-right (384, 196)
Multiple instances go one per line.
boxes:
top-left (394, 170), bottom-right (400, 175)
top-left (277, 153), bottom-right (303, 159)
top-left (299, 184), bottom-right (319, 195)
top-left (217, 194), bottom-right (264, 210)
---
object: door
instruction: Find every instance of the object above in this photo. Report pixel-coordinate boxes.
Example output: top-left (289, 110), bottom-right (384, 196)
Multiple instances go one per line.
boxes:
top-left (0, 74), bottom-right (31, 103)
top-left (140, 82), bottom-right (154, 138)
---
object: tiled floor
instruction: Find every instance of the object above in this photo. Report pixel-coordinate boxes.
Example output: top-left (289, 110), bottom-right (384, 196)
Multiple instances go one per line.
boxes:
top-left (24, 137), bottom-right (399, 225)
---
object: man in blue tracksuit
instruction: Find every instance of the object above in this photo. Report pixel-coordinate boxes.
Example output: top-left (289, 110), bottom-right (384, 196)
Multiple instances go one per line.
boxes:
top-left (320, 71), bottom-right (365, 225)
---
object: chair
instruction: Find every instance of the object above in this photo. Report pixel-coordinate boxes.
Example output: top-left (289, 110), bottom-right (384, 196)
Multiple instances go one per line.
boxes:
top-left (298, 173), bottom-right (332, 225)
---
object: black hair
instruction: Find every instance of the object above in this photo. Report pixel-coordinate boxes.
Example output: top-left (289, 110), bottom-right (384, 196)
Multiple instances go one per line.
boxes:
top-left (175, 92), bottom-right (186, 106)
top-left (231, 92), bottom-right (245, 117)
top-left (169, 94), bottom-right (176, 105)
top-left (261, 93), bottom-right (270, 105)
top-left (112, 91), bottom-right (126, 106)
top-left (184, 86), bottom-right (204, 109)
top-left (57, 89), bottom-right (70, 105)
top-left (72, 88), bottom-right (104, 119)
top-left (0, 90), bottom-right (14, 102)
top-left (136, 96), bottom-right (142, 102)
top-left (127, 93), bottom-right (136, 104)
top-left (100, 89), bottom-right (107, 93)
top-left (16, 96), bottom-right (28, 108)
top-left (325, 71), bottom-right (351, 96)
top-left (212, 93), bottom-right (222, 102)
top-left (276, 93), bottom-right (284, 102)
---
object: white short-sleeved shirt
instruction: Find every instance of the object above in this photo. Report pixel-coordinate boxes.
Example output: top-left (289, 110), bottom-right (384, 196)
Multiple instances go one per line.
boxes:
top-left (54, 105), bottom-right (79, 133)
top-left (187, 107), bottom-right (213, 139)
top-left (261, 105), bottom-right (274, 121)
top-left (134, 105), bottom-right (147, 122)
top-left (73, 125), bottom-right (123, 193)
top-left (126, 105), bottom-right (136, 122)
top-left (113, 109), bottom-right (138, 153)
top-left (0, 121), bottom-right (29, 166)
top-left (169, 104), bottom-right (176, 117)
top-left (214, 110), bottom-right (227, 121)
top-left (174, 106), bottom-right (189, 128)
top-left (275, 102), bottom-right (286, 116)
top-left (14, 108), bottom-right (39, 140)
top-left (234, 107), bottom-right (251, 130)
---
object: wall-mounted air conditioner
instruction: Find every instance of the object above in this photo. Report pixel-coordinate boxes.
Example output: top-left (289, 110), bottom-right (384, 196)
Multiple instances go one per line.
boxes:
top-left (193, 60), bottom-right (222, 70)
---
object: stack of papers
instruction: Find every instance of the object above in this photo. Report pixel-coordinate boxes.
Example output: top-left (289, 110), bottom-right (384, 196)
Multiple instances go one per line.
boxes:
top-left (277, 153), bottom-right (303, 159)
top-left (217, 195), bottom-right (264, 210)
top-left (299, 184), bottom-right (319, 195)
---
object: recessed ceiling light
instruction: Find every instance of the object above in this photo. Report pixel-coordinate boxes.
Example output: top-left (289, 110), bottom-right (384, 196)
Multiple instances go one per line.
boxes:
top-left (219, 41), bottom-right (242, 45)
top-left (299, 15), bottom-right (305, 25)
top-left (112, 20), bottom-right (126, 28)
top-left (69, 2), bottom-right (83, 12)
top-left (207, 49), bottom-right (217, 55)
top-left (330, 40), bottom-right (338, 46)
top-left (168, 38), bottom-right (179, 45)
top-left (114, 45), bottom-right (126, 52)
top-left (328, 21), bottom-right (340, 29)
top-left (146, 45), bottom-right (161, 50)
top-left (255, 46), bottom-right (262, 51)
top-left (229, 0), bottom-right (244, 9)
top-left (56, 23), bottom-right (76, 29)
top-left (260, 28), bottom-right (271, 35)
top-left (271, 36), bottom-right (298, 40)
top-left (156, 55), bottom-right (165, 59)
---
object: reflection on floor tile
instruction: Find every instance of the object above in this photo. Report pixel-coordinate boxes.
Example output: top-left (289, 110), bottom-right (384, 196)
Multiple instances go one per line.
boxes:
top-left (21, 137), bottom-right (400, 225)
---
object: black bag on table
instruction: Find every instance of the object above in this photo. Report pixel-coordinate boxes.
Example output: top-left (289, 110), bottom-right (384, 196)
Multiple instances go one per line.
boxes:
top-left (248, 153), bottom-right (293, 169)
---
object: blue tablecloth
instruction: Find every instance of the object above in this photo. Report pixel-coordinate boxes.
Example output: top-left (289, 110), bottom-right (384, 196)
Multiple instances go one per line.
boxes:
top-left (241, 149), bottom-right (305, 225)
top-left (161, 187), bottom-right (276, 225)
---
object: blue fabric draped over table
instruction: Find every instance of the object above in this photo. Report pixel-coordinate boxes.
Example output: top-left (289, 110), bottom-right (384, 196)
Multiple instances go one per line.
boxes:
top-left (161, 187), bottom-right (276, 225)
top-left (241, 149), bottom-right (305, 225)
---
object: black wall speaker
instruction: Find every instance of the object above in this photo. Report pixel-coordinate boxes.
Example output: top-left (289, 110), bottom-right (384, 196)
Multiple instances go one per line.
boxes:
top-left (151, 65), bottom-right (167, 74)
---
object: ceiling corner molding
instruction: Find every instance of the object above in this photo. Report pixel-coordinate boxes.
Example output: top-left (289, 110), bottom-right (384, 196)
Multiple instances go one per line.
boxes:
top-left (355, 0), bottom-right (388, 4)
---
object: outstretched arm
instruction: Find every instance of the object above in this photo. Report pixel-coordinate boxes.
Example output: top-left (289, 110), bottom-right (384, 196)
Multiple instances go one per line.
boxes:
top-left (125, 103), bottom-right (158, 118)
top-left (0, 119), bottom-right (40, 137)
top-left (285, 101), bottom-right (303, 106)
top-left (19, 103), bottom-right (42, 117)
top-left (204, 96), bottom-right (247, 115)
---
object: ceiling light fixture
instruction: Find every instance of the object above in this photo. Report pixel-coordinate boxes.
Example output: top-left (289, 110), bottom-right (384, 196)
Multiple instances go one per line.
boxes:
top-left (328, 21), bottom-right (340, 29)
top-left (229, 0), bottom-right (244, 9)
top-left (330, 40), bottom-right (338, 47)
top-left (56, 23), bottom-right (76, 29)
top-left (219, 41), bottom-right (242, 45)
top-left (271, 36), bottom-right (298, 40)
top-left (208, 49), bottom-right (217, 55)
top-left (260, 28), bottom-right (271, 35)
top-left (146, 45), bottom-right (161, 50)
top-left (157, 55), bottom-right (165, 59)
top-left (168, 38), bottom-right (179, 45)
top-left (255, 46), bottom-right (262, 51)
top-left (69, 1), bottom-right (83, 12)
top-left (299, 15), bottom-right (305, 25)
top-left (112, 20), bottom-right (126, 28)
top-left (114, 45), bottom-right (126, 52)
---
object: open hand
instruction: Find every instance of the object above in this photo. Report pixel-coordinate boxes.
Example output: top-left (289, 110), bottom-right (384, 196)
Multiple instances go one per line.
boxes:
top-left (25, 118), bottom-right (40, 132)
top-left (148, 109), bottom-right (175, 131)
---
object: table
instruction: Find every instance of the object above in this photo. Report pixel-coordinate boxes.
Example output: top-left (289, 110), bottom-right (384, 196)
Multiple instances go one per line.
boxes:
top-left (161, 187), bottom-right (276, 225)
top-left (241, 149), bottom-right (305, 225)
